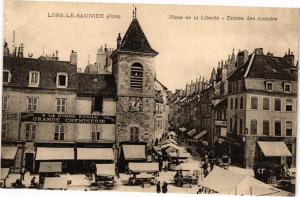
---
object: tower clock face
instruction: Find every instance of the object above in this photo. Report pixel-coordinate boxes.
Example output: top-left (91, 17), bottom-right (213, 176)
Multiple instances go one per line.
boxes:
top-left (129, 97), bottom-right (143, 112)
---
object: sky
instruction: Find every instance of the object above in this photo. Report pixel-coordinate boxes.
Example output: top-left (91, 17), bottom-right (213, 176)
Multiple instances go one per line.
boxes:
top-left (4, 1), bottom-right (299, 92)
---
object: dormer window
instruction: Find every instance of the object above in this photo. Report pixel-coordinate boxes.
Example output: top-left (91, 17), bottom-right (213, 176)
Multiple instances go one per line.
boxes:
top-left (266, 81), bottom-right (273, 91)
top-left (3, 70), bottom-right (11, 83)
top-left (29, 71), bottom-right (40, 87)
top-left (284, 83), bottom-right (291, 93)
top-left (56, 72), bottom-right (68, 88)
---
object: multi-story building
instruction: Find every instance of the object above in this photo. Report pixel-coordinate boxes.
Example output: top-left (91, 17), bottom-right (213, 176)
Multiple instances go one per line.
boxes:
top-left (2, 43), bottom-right (117, 173)
top-left (153, 79), bottom-right (170, 145)
top-left (227, 48), bottom-right (297, 168)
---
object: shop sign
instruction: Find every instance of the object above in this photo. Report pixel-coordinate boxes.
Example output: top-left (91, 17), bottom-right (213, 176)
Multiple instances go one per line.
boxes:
top-left (21, 112), bottom-right (116, 124)
top-left (215, 120), bottom-right (227, 127)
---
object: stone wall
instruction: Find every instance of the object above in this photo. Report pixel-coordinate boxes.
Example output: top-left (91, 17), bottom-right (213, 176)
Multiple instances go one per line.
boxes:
top-left (116, 96), bottom-right (155, 146)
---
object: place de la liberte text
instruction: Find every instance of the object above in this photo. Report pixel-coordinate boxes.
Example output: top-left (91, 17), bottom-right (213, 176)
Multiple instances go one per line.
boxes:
top-left (169, 15), bottom-right (278, 21)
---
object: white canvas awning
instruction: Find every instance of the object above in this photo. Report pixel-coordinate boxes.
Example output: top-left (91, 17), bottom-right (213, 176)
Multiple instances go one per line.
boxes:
top-left (179, 127), bottom-right (187, 132)
top-left (122, 144), bottom-right (146, 160)
top-left (96, 164), bottom-right (115, 176)
top-left (77, 148), bottom-right (114, 160)
top-left (39, 162), bottom-right (62, 173)
top-left (187, 129), bottom-right (197, 136)
top-left (161, 143), bottom-right (179, 150)
top-left (201, 166), bottom-right (280, 196)
top-left (128, 162), bottom-right (159, 173)
top-left (43, 177), bottom-right (67, 190)
top-left (35, 147), bottom-right (74, 160)
top-left (257, 141), bottom-right (292, 157)
top-left (1, 147), bottom-right (18, 160)
top-left (194, 130), bottom-right (207, 140)
top-left (1, 168), bottom-right (10, 180)
top-left (161, 138), bottom-right (178, 145)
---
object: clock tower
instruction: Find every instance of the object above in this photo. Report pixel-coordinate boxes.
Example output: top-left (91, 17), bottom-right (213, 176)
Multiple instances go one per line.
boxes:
top-left (111, 10), bottom-right (158, 147)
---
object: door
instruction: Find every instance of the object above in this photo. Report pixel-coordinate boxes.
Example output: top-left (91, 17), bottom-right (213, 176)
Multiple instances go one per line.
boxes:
top-left (25, 153), bottom-right (34, 172)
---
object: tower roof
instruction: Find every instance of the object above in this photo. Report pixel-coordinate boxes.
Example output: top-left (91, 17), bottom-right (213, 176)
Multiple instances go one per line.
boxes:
top-left (119, 18), bottom-right (158, 55)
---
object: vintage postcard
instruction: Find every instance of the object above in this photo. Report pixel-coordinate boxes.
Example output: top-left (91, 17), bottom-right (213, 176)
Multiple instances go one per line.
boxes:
top-left (1, 0), bottom-right (299, 196)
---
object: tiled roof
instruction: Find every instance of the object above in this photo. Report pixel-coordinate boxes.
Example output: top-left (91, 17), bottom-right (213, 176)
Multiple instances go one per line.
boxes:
top-left (3, 56), bottom-right (77, 90)
top-left (77, 73), bottom-right (116, 97)
top-left (228, 54), bottom-right (297, 81)
top-left (118, 18), bottom-right (158, 55)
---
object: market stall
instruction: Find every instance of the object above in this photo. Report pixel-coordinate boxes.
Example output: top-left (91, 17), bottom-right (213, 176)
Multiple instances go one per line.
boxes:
top-left (43, 177), bottom-right (67, 190)
top-left (128, 162), bottom-right (159, 187)
top-left (95, 164), bottom-right (116, 190)
top-left (174, 163), bottom-right (201, 187)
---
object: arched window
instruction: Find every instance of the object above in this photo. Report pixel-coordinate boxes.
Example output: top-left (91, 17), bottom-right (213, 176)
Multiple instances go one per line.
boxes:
top-left (130, 63), bottom-right (143, 89)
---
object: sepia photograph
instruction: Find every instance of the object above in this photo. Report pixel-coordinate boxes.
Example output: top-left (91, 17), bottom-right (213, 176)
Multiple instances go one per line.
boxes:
top-left (1, 0), bottom-right (299, 196)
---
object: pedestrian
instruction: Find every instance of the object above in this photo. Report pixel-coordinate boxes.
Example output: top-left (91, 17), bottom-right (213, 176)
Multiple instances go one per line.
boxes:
top-left (156, 181), bottom-right (161, 193)
top-left (30, 176), bottom-right (37, 188)
top-left (159, 159), bottom-right (163, 172)
top-left (20, 167), bottom-right (26, 181)
top-left (162, 181), bottom-right (168, 193)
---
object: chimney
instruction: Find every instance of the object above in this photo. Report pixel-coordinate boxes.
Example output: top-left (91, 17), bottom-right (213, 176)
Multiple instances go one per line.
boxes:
top-left (117, 33), bottom-right (122, 48)
top-left (254, 48), bottom-right (263, 55)
top-left (236, 50), bottom-right (249, 67)
top-left (70, 50), bottom-right (77, 65)
top-left (284, 48), bottom-right (295, 66)
top-left (3, 42), bottom-right (9, 56)
top-left (55, 50), bottom-right (59, 60)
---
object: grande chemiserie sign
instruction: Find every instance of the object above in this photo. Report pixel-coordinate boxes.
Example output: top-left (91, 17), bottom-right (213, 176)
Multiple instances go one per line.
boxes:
top-left (21, 113), bottom-right (116, 124)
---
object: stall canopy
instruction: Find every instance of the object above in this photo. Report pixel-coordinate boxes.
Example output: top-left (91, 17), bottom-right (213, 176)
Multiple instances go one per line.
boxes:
top-left (43, 177), bottom-right (67, 190)
top-left (201, 166), bottom-right (280, 196)
top-left (161, 138), bottom-right (178, 145)
top-left (77, 148), bottom-right (114, 161)
top-left (257, 141), bottom-right (292, 157)
top-left (96, 164), bottom-right (115, 176)
top-left (161, 143), bottom-right (179, 150)
top-left (128, 162), bottom-right (159, 173)
top-left (168, 131), bottom-right (176, 136)
top-left (175, 163), bottom-right (200, 171)
top-left (39, 162), bottom-right (62, 173)
top-left (168, 152), bottom-right (192, 158)
top-left (194, 130), bottom-right (208, 140)
top-left (179, 127), bottom-right (187, 132)
top-left (35, 147), bottom-right (74, 160)
top-left (1, 168), bottom-right (10, 180)
top-left (1, 147), bottom-right (18, 160)
top-left (187, 129), bottom-right (197, 137)
top-left (153, 146), bottom-right (162, 155)
top-left (122, 144), bottom-right (146, 161)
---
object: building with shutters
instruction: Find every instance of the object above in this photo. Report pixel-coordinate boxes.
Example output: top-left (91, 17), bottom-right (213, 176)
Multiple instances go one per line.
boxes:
top-left (227, 48), bottom-right (298, 168)
top-left (2, 43), bottom-right (117, 173)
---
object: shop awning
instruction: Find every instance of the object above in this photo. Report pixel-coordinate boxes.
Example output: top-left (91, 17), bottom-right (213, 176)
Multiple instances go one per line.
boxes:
top-left (175, 163), bottom-right (200, 171)
top-left (39, 162), bottom-right (62, 173)
top-left (1, 168), bottom-right (10, 180)
top-left (187, 129), bottom-right (197, 136)
top-left (96, 164), bottom-right (115, 176)
top-left (257, 141), bottom-right (292, 157)
top-left (168, 152), bottom-right (192, 158)
top-left (77, 148), bottom-right (114, 160)
top-left (43, 177), bottom-right (67, 190)
top-left (128, 162), bottom-right (159, 173)
top-left (1, 147), bottom-right (18, 160)
top-left (122, 144), bottom-right (146, 160)
top-left (194, 130), bottom-right (208, 140)
top-left (35, 147), bottom-right (74, 160)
